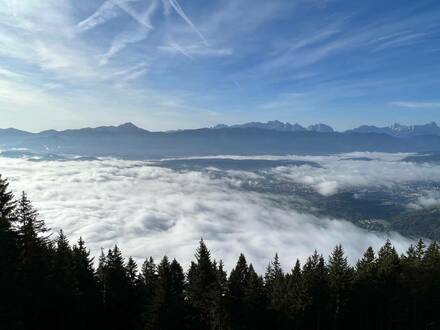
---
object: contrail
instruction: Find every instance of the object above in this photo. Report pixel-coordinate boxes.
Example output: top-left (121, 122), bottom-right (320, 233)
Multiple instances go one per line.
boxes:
top-left (112, 0), bottom-right (157, 30)
top-left (77, 1), bottom-right (119, 33)
top-left (78, 0), bottom-right (157, 33)
top-left (169, 42), bottom-right (194, 59)
top-left (168, 0), bottom-right (208, 46)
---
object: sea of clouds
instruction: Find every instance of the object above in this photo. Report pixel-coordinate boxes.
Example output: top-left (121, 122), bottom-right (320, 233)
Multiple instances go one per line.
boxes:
top-left (1, 152), bottom-right (438, 271)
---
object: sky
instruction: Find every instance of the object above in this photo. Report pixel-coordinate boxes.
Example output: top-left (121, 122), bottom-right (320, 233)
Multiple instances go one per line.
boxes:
top-left (0, 0), bottom-right (439, 132)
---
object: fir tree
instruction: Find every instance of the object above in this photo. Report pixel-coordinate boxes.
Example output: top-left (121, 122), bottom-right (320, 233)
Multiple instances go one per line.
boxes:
top-left (71, 237), bottom-right (101, 329)
top-left (228, 254), bottom-right (249, 328)
top-left (52, 230), bottom-right (77, 329)
top-left (140, 257), bottom-right (157, 325)
top-left (14, 191), bottom-right (53, 329)
top-left (266, 254), bottom-right (288, 329)
top-left (147, 257), bottom-right (186, 330)
top-left (376, 240), bottom-right (405, 329)
top-left (327, 245), bottom-right (353, 329)
top-left (103, 245), bottom-right (132, 330)
top-left (0, 174), bottom-right (16, 229)
top-left (285, 260), bottom-right (307, 328)
top-left (186, 239), bottom-right (221, 329)
top-left (15, 191), bottom-right (49, 252)
top-left (302, 251), bottom-right (330, 330)
top-left (0, 175), bottom-right (18, 328)
top-left (352, 246), bottom-right (378, 330)
top-left (243, 264), bottom-right (268, 329)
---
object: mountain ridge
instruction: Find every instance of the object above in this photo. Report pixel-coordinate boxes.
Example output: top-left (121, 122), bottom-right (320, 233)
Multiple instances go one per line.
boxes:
top-left (213, 121), bottom-right (440, 137)
top-left (2, 121), bottom-right (439, 137)
top-left (0, 123), bottom-right (439, 159)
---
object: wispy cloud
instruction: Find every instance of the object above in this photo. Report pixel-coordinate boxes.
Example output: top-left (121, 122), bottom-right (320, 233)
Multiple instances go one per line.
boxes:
top-left (159, 42), bottom-right (232, 58)
top-left (77, 1), bottom-right (121, 33)
top-left (391, 101), bottom-right (440, 109)
top-left (99, 25), bottom-right (152, 65)
top-left (0, 67), bottom-right (24, 79)
top-left (110, 61), bottom-right (150, 85)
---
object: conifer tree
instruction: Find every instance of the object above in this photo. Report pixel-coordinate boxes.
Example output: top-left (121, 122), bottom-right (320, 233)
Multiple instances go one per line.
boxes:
top-left (71, 237), bottom-right (101, 329)
top-left (52, 230), bottom-right (77, 329)
top-left (0, 174), bottom-right (16, 229)
top-left (15, 191), bottom-right (49, 252)
top-left (228, 254), bottom-right (249, 328)
top-left (327, 245), bottom-right (353, 329)
top-left (14, 191), bottom-right (53, 329)
top-left (186, 239), bottom-right (220, 329)
top-left (0, 175), bottom-right (18, 328)
top-left (243, 264), bottom-right (268, 329)
top-left (140, 257), bottom-right (157, 325)
top-left (211, 260), bottom-right (229, 330)
top-left (103, 245), bottom-right (132, 330)
top-left (302, 251), bottom-right (330, 330)
top-left (125, 257), bottom-right (145, 329)
top-left (421, 241), bottom-right (440, 328)
top-left (97, 248), bottom-right (108, 303)
top-left (147, 257), bottom-right (186, 330)
top-left (141, 257), bottom-right (157, 292)
top-left (376, 239), bottom-right (405, 329)
top-left (126, 257), bottom-right (138, 285)
top-left (352, 246), bottom-right (378, 330)
top-left (285, 260), bottom-right (307, 328)
top-left (401, 240), bottom-right (427, 329)
top-left (266, 254), bottom-right (288, 328)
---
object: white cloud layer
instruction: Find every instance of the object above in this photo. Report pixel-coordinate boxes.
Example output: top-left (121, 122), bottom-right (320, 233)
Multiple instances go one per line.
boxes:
top-left (0, 155), bottom-right (414, 272)
top-left (168, 152), bottom-right (440, 196)
top-left (265, 153), bottom-right (440, 196)
top-left (408, 191), bottom-right (440, 210)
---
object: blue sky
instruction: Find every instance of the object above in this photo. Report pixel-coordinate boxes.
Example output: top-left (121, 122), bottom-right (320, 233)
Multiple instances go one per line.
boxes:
top-left (0, 0), bottom-right (439, 131)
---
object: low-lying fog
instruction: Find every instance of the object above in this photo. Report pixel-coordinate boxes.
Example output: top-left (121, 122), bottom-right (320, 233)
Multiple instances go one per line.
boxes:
top-left (2, 152), bottom-right (438, 271)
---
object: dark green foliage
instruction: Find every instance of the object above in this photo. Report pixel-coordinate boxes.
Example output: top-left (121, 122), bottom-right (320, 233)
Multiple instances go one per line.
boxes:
top-left (0, 174), bottom-right (439, 330)
top-left (71, 237), bottom-right (101, 329)
top-left (0, 175), bottom-right (18, 328)
top-left (327, 245), bottom-right (353, 329)
top-left (228, 254), bottom-right (249, 328)
top-left (146, 257), bottom-right (186, 330)
top-left (186, 239), bottom-right (222, 329)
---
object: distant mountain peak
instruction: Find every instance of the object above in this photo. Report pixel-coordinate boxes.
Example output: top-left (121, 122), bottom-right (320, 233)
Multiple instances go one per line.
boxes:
top-left (212, 121), bottom-right (327, 132)
top-left (349, 121), bottom-right (440, 137)
top-left (308, 123), bottom-right (334, 133)
top-left (118, 122), bottom-right (139, 130)
top-left (113, 122), bottom-right (148, 133)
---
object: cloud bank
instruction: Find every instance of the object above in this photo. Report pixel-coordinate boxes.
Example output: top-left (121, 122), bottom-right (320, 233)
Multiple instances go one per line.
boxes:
top-left (0, 155), bottom-right (414, 271)
top-left (408, 190), bottom-right (440, 210)
top-left (264, 153), bottom-right (440, 196)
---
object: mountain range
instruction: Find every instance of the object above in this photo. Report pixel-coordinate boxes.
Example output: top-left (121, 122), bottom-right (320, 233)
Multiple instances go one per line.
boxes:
top-left (0, 121), bottom-right (440, 159)
top-left (214, 120), bottom-right (440, 137)
top-left (213, 121), bottom-right (334, 133)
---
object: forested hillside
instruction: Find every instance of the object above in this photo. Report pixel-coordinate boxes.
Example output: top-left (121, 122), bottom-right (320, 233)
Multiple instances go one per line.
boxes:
top-left (0, 174), bottom-right (439, 330)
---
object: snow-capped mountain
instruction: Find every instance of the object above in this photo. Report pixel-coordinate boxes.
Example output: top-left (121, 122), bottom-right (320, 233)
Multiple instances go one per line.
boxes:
top-left (213, 121), bottom-right (334, 132)
top-left (308, 123), bottom-right (334, 133)
top-left (348, 122), bottom-right (440, 137)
